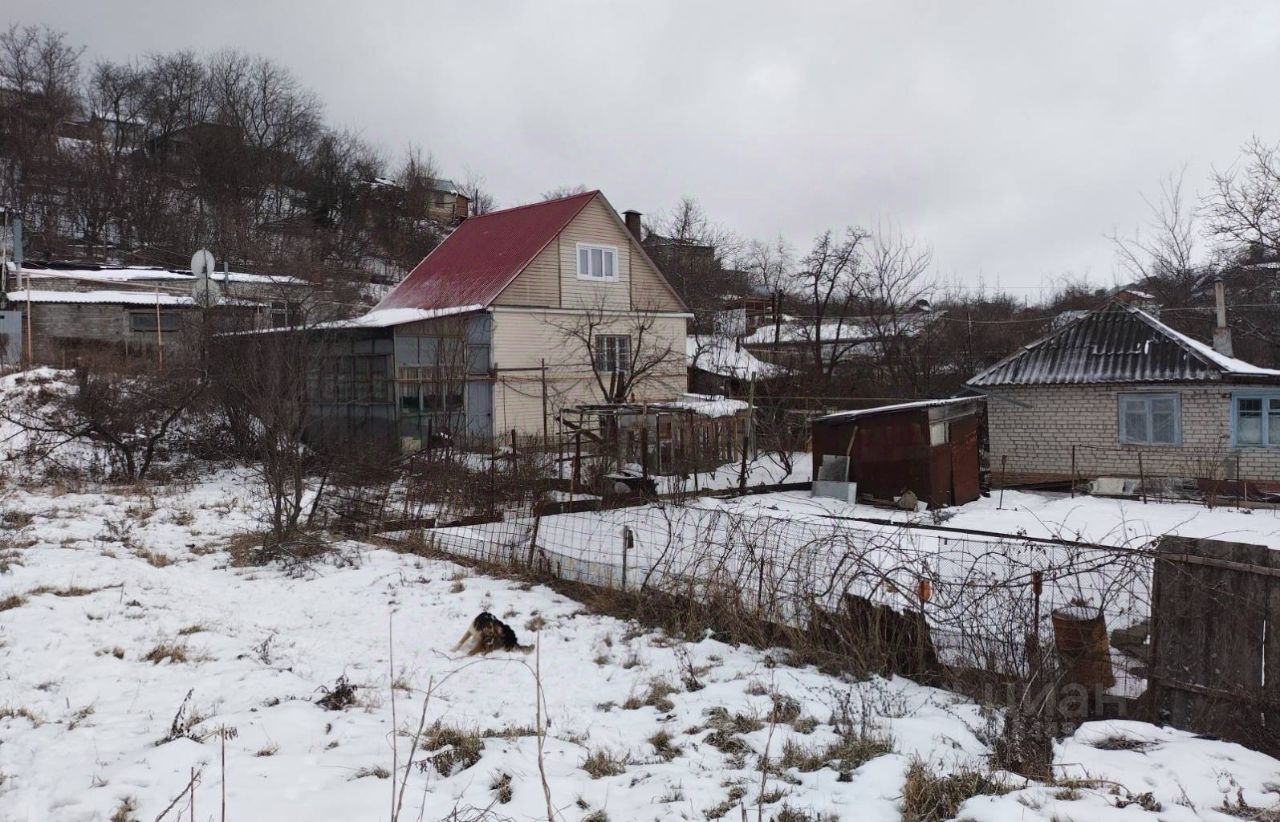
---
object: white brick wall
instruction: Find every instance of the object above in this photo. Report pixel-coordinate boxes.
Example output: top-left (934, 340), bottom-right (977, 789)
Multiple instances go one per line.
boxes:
top-left (985, 383), bottom-right (1280, 482)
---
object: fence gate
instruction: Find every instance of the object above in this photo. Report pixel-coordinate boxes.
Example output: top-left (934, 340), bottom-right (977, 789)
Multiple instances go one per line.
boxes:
top-left (1150, 536), bottom-right (1280, 756)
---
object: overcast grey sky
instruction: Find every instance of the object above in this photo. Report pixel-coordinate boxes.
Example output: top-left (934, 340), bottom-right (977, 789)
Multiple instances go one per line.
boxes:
top-left (16, 1), bottom-right (1280, 293)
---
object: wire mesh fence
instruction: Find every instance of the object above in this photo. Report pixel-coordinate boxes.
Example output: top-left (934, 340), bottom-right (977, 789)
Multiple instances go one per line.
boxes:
top-left (406, 496), bottom-right (1154, 701)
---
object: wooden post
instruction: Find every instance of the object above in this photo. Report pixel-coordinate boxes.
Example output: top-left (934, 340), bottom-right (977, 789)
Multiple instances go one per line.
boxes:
top-left (998, 454), bottom-right (1007, 509)
top-left (621, 525), bottom-right (633, 591)
top-left (739, 434), bottom-right (749, 491)
top-left (155, 287), bottom-right (163, 369)
top-left (640, 425), bottom-right (649, 479)
top-left (540, 358), bottom-right (548, 441)
top-left (1070, 445), bottom-right (1076, 499)
top-left (747, 375), bottom-right (756, 458)
top-left (24, 285), bottom-right (32, 367)
top-left (1137, 452), bottom-right (1147, 504)
top-left (572, 430), bottom-right (582, 494)
top-left (527, 502), bottom-right (543, 568)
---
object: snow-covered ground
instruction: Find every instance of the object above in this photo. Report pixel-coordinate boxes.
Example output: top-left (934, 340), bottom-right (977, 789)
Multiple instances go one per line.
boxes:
top-left (5, 476), bottom-right (1278, 821)
top-left (745, 487), bottom-right (1280, 551)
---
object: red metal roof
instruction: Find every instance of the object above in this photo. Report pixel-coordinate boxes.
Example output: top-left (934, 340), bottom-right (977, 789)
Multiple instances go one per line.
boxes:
top-left (375, 191), bottom-right (598, 311)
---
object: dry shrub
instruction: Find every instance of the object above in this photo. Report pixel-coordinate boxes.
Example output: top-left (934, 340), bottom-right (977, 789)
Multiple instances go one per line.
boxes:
top-left (315, 675), bottom-right (358, 711)
top-left (109, 796), bottom-right (139, 822)
top-left (418, 722), bottom-right (484, 776)
top-left (143, 640), bottom-right (189, 664)
top-left (901, 759), bottom-right (1012, 822)
top-left (489, 771), bottom-right (513, 803)
top-left (623, 677), bottom-right (680, 712)
top-left (0, 594), bottom-right (24, 612)
top-left (0, 705), bottom-right (42, 725)
top-left (350, 765), bottom-right (391, 780)
top-left (648, 729), bottom-right (682, 761)
top-left (134, 548), bottom-right (174, 568)
top-left (581, 748), bottom-right (628, 779)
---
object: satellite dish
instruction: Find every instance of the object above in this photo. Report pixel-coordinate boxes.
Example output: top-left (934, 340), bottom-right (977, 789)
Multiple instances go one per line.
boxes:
top-left (190, 249), bottom-right (214, 277)
top-left (190, 248), bottom-right (221, 306)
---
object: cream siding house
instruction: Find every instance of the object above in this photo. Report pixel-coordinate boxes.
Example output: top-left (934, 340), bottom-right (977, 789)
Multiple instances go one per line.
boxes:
top-left (306, 190), bottom-right (689, 445)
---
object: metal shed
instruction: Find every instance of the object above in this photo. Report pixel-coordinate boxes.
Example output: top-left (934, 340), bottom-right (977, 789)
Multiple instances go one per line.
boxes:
top-left (811, 397), bottom-right (987, 508)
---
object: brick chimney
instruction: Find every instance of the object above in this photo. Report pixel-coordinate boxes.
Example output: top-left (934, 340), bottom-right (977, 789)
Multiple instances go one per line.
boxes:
top-left (622, 210), bottom-right (643, 241)
top-left (1213, 276), bottom-right (1234, 357)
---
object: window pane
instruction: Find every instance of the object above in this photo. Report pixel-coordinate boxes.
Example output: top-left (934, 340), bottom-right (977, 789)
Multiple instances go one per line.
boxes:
top-left (591, 248), bottom-right (604, 278)
top-left (1149, 397), bottom-right (1177, 444)
top-left (578, 248), bottom-right (589, 276)
top-left (1238, 398), bottom-right (1263, 445)
top-left (1121, 397), bottom-right (1148, 443)
top-left (603, 250), bottom-right (615, 278)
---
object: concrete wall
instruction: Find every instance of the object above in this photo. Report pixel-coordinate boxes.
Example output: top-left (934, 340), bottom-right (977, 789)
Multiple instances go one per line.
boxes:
top-left (985, 383), bottom-right (1280, 484)
top-left (22, 302), bottom-right (198, 365)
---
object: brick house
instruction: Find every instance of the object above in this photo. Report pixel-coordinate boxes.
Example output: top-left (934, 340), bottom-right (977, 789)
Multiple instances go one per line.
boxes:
top-left (966, 301), bottom-right (1280, 490)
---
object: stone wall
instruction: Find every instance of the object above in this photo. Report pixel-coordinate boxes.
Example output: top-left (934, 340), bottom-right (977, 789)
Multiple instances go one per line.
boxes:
top-left (985, 383), bottom-right (1280, 484)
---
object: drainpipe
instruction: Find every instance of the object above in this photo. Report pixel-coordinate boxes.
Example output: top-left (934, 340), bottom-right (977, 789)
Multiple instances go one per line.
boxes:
top-left (1212, 276), bottom-right (1233, 357)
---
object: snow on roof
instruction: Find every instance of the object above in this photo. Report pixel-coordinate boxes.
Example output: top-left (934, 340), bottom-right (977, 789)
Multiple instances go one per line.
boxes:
top-left (1134, 307), bottom-right (1280, 377)
top-left (742, 313), bottom-right (933, 346)
top-left (686, 335), bottom-right (779, 379)
top-left (817, 396), bottom-right (982, 422)
top-left (652, 393), bottom-right (750, 418)
top-left (6, 289), bottom-right (198, 306)
top-left (18, 265), bottom-right (306, 287)
top-left (316, 305), bottom-right (485, 329)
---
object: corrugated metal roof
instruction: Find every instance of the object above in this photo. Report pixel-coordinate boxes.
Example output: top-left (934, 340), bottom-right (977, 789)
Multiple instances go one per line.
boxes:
top-left (374, 191), bottom-right (598, 311)
top-left (968, 301), bottom-right (1280, 386)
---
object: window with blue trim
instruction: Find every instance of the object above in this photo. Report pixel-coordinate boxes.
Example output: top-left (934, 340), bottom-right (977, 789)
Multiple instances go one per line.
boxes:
top-left (1233, 393), bottom-right (1280, 447)
top-left (1118, 393), bottom-right (1181, 445)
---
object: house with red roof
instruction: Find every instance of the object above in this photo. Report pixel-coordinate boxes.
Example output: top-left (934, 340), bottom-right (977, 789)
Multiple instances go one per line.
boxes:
top-left (306, 190), bottom-right (690, 446)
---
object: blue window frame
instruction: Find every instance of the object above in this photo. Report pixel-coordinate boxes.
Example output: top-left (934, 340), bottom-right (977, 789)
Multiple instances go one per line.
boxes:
top-left (1232, 393), bottom-right (1280, 447)
top-left (1118, 393), bottom-right (1181, 445)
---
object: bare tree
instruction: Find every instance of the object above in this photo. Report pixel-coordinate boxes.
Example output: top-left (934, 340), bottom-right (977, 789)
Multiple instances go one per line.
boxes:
top-left (1206, 137), bottom-right (1280, 259)
top-left (646, 196), bottom-right (743, 322)
top-left (540, 183), bottom-right (589, 201)
top-left (459, 166), bottom-right (495, 216)
top-left (0, 361), bottom-right (203, 481)
top-left (553, 296), bottom-right (682, 404)
top-left (1110, 169), bottom-right (1202, 305)
top-left (851, 222), bottom-right (937, 396)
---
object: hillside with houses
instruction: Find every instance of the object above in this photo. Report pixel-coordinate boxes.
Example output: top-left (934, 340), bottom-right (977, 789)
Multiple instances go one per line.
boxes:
top-left (4, 12), bottom-right (1280, 822)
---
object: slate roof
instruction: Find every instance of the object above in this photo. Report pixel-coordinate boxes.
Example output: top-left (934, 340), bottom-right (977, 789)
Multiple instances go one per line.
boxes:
top-left (967, 301), bottom-right (1280, 387)
top-left (374, 191), bottom-right (598, 311)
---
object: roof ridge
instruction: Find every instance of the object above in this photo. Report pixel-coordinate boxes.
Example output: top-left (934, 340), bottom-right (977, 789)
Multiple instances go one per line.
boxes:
top-left (463, 189), bottom-right (599, 222)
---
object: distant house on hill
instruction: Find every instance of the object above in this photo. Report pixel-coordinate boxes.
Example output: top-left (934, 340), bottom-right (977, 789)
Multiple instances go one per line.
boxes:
top-left (304, 190), bottom-right (690, 447)
top-left (966, 300), bottom-right (1280, 492)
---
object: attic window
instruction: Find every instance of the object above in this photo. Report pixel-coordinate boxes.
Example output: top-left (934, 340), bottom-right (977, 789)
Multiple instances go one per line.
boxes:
top-left (576, 244), bottom-right (618, 281)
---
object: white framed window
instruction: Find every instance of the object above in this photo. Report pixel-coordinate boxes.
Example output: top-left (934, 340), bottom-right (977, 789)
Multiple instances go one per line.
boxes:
top-left (576, 243), bottom-right (618, 281)
top-left (594, 334), bottom-right (630, 374)
top-left (1232, 393), bottom-right (1280, 447)
top-left (1118, 392), bottom-right (1181, 445)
